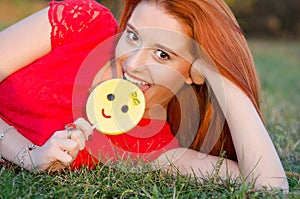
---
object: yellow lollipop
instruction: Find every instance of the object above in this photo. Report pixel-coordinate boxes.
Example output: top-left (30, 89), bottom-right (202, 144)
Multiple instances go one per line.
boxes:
top-left (86, 79), bottom-right (145, 135)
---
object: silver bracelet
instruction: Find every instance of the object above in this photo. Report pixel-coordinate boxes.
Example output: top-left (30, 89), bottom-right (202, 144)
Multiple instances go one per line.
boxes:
top-left (0, 126), bottom-right (15, 141)
top-left (0, 154), bottom-right (4, 163)
top-left (19, 144), bottom-right (37, 169)
top-left (0, 126), bottom-right (16, 162)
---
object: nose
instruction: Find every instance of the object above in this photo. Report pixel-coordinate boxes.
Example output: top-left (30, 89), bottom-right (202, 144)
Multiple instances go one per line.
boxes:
top-left (125, 48), bottom-right (149, 71)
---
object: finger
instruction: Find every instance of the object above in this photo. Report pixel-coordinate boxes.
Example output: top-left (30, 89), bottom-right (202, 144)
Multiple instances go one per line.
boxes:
top-left (69, 129), bottom-right (85, 150)
top-left (56, 138), bottom-right (80, 160)
top-left (53, 148), bottom-right (73, 166)
top-left (190, 59), bottom-right (205, 85)
top-left (75, 118), bottom-right (93, 141)
top-left (52, 130), bottom-right (68, 139)
top-left (44, 141), bottom-right (74, 167)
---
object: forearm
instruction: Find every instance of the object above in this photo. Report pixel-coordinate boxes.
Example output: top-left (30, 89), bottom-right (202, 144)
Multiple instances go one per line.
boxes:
top-left (199, 60), bottom-right (288, 189)
top-left (0, 118), bottom-right (36, 170)
top-left (155, 148), bottom-right (240, 180)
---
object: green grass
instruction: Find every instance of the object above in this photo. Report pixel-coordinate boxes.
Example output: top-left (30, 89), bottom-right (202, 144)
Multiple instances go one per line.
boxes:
top-left (249, 39), bottom-right (300, 172)
top-left (250, 39), bottom-right (300, 197)
top-left (0, 162), bottom-right (290, 198)
top-left (0, 40), bottom-right (300, 198)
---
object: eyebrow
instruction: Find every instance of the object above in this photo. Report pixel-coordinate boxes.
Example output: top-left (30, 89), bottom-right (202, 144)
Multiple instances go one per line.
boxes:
top-left (126, 23), bottom-right (139, 34)
top-left (154, 44), bottom-right (180, 57)
top-left (126, 22), bottom-right (180, 57)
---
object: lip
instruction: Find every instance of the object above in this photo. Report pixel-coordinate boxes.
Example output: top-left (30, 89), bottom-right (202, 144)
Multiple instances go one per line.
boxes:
top-left (122, 68), bottom-right (151, 93)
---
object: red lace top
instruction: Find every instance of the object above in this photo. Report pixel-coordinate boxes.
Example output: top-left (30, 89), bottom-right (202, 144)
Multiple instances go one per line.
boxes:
top-left (0, 0), bottom-right (179, 168)
top-left (75, 118), bottom-right (179, 168)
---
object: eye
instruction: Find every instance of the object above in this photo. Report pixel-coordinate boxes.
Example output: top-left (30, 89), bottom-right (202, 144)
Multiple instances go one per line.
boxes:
top-left (155, 49), bottom-right (170, 60)
top-left (121, 105), bottom-right (129, 113)
top-left (107, 94), bottom-right (115, 101)
top-left (126, 29), bottom-right (139, 43)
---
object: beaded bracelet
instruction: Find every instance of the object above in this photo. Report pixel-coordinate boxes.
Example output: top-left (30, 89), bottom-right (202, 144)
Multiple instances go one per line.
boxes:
top-left (0, 126), bottom-right (16, 163)
top-left (19, 144), bottom-right (37, 169)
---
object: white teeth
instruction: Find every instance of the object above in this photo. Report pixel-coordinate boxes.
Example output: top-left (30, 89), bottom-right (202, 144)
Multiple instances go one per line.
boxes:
top-left (124, 73), bottom-right (147, 85)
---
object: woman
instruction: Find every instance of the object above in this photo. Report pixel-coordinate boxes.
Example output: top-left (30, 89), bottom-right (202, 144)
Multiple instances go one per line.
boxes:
top-left (114, 0), bottom-right (288, 190)
top-left (0, 0), bottom-right (288, 191)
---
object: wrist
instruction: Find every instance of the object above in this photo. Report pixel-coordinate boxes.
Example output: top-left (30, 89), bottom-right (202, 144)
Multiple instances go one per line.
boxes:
top-left (0, 126), bottom-right (17, 162)
top-left (19, 144), bottom-right (38, 171)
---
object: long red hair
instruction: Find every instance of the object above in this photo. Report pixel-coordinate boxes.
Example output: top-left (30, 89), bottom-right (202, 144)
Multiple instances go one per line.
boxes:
top-left (118, 0), bottom-right (262, 161)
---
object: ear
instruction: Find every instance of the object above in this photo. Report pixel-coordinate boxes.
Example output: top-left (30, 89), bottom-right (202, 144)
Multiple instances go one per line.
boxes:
top-left (189, 59), bottom-right (205, 85)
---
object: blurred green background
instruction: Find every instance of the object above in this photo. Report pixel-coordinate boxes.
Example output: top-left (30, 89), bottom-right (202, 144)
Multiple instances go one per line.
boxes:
top-left (1, 0), bottom-right (300, 39)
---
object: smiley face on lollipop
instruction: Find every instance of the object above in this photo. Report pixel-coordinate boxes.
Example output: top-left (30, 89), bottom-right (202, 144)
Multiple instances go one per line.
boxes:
top-left (86, 79), bottom-right (145, 135)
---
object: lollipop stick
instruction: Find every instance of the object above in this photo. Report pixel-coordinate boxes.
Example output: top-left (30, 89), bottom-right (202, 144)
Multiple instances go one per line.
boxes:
top-left (92, 123), bottom-right (97, 130)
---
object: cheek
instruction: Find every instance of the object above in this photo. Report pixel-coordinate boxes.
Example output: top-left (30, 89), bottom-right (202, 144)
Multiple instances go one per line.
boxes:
top-left (148, 64), bottom-right (187, 94)
top-left (177, 61), bottom-right (191, 78)
top-left (115, 36), bottom-right (136, 59)
top-left (115, 39), bottom-right (124, 59)
top-left (114, 38), bottom-right (128, 73)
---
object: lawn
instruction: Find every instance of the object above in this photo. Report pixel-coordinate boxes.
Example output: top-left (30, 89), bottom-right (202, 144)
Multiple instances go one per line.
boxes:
top-left (249, 39), bottom-right (300, 173)
top-left (0, 39), bottom-right (299, 198)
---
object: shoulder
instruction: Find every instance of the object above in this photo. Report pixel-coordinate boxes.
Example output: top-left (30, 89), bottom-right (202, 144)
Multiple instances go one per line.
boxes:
top-left (49, 0), bottom-right (116, 27)
top-left (48, 0), bottom-right (117, 47)
top-left (49, 0), bottom-right (113, 13)
top-left (49, 0), bottom-right (115, 19)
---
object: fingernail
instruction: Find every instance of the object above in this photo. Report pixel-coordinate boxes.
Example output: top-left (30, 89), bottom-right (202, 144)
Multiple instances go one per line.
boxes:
top-left (88, 135), bottom-right (93, 141)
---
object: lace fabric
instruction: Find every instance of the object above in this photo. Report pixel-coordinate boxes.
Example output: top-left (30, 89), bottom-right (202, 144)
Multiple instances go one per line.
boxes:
top-left (49, 0), bottom-right (105, 47)
top-left (0, 0), bottom-right (179, 168)
top-left (72, 118), bottom-right (179, 169)
top-left (0, 0), bottom-right (118, 146)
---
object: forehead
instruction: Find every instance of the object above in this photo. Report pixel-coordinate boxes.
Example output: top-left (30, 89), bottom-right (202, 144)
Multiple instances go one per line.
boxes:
top-left (131, 2), bottom-right (183, 32)
top-left (128, 2), bottom-right (193, 60)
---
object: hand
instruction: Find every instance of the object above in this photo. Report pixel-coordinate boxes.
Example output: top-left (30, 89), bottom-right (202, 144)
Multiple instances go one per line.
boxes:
top-left (190, 59), bottom-right (205, 85)
top-left (190, 56), bottom-right (219, 85)
top-left (26, 118), bottom-right (93, 172)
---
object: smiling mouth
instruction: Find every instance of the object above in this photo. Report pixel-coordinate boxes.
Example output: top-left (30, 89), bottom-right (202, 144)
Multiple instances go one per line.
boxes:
top-left (123, 71), bottom-right (150, 92)
top-left (102, 109), bottom-right (111, 119)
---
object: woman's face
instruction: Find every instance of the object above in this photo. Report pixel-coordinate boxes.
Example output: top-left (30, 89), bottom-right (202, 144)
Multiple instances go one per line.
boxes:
top-left (115, 2), bottom-right (194, 119)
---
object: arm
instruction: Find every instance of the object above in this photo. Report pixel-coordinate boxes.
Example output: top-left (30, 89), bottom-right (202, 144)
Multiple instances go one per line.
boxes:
top-left (0, 117), bottom-right (91, 171)
top-left (155, 58), bottom-right (288, 191)
top-left (0, 7), bottom-right (51, 82)
top-left (191, 58), bottom-right (288, 190)
top-left (0, 7), bottom-right (52, 170)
